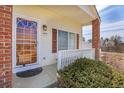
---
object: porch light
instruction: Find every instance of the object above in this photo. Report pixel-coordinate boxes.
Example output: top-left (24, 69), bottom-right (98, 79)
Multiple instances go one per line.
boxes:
top-left (42, 25), bottom-right (47, 31)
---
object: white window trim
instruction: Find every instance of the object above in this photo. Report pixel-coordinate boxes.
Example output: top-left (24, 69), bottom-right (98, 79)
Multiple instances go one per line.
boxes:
top-left (57, 30), bottom-right (77, 52)
top-left (57, 30), bottom-right (69, 51)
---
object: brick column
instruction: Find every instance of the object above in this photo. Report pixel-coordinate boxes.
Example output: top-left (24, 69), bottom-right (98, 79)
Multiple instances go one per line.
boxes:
top-left (0, 6), bottom-right (12, 88)
top-left (92, 18), bottom-right (100, 60)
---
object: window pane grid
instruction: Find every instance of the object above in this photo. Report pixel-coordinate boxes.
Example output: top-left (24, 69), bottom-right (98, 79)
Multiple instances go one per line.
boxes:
top-left (69, 32), bottom-right (76, 49)
top-left (58, 30), bottom-right (68, 50)
top-left (16, 17), bottom-right (37, 65)
top-left (58, 30), bottom-right (77, 50)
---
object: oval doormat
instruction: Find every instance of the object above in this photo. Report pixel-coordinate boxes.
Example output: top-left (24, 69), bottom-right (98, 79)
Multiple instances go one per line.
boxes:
top-left (16, 67), bottom-right (43, 78)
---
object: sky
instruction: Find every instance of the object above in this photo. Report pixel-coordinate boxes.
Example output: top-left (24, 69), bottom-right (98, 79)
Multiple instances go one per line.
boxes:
top-left (96, 5), bottom-right (110, 12)
top-left (83, 5), bottom-right (124, 42)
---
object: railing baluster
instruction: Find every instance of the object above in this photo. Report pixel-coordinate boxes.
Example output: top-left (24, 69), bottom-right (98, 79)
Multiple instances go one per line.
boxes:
top-left (57, 49), bottom-right (95, 70)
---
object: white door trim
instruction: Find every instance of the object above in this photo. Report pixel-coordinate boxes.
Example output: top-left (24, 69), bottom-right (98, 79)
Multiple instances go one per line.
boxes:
top-left (12, 13), bottom-right (42, 73)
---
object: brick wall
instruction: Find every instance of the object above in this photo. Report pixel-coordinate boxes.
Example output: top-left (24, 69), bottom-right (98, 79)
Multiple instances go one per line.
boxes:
top-left (101, 52), bottom-right (124, 74)
top-left (0, 5), bottom-right (12, 88)
top-left (92, 18), bottom-right (100, 60)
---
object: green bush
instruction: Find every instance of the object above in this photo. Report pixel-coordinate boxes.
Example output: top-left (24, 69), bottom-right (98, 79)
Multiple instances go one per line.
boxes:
top-left (58, 58), bottom-right (124, 88)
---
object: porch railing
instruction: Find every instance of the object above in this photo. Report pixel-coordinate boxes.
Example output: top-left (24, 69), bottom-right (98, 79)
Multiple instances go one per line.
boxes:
top-left (57, 48), bottom-right (95, 70)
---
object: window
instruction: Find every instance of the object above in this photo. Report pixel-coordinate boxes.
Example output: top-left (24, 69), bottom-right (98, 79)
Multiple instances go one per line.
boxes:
top-left (52, 29), bottom-right (79, 52)
top-left (69, 32), bottom-right (76, 49)
top-left (58, 30), bottom-right (68, 50)
top-left (16, 17), bottom-right (37, 65)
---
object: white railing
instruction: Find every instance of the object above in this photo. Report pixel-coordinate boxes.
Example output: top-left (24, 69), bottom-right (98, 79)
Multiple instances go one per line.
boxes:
top-left (57, 48), bottom-right (95, 70)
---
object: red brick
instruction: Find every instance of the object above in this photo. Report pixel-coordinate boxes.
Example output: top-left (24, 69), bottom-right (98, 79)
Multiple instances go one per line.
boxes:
top-left (0, 6), bottom-right (4, 10)
top-left (0, 19), bottom-right (4, 23)
top-left (4, 20), bottom-right (11, 25)
top-left (5, 35), bottom-right (11, 39)
top-left (0, 31), bottom-right (10, 35)
top-left (0, 24), bottom-right (11, 28)
top-left (0, 39), bottom-right (11, 43)
top-left (0, 43), bottom-right (3, 47)
top-left (0, 8), bottom-right (11, 14)
top-left (0, 57), bottom-right (3, 61)
top-left (5, 50), bottom-right (11, 54)
top-left (3, 6), bottom-right (12, 12)
top-left (0, 35), bottom-right (4, 39)
top-left (4, 13), bottom-right (11, 19)
top-left (0, 27), bottom-right (4, 31)
top-left (4, 28), bottom-right (11, 32)
top-left (0, 13), bottom-right (4, 18)
top-left (0, 54), bottom-right (11, 57)
top-left (0, 5), bottom-right (12, 88)
top-left (92, 18), bottom-right (100, 60)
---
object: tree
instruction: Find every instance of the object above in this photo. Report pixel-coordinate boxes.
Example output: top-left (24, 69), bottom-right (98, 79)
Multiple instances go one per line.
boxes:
top-left (88, 39), bottom-right (92, 43)
top-left (113, 35), bottom-right (122, 46)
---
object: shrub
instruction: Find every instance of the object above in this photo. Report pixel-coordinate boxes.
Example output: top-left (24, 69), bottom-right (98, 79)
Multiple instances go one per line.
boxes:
top-left (58, 58), bottom-right (124, 88)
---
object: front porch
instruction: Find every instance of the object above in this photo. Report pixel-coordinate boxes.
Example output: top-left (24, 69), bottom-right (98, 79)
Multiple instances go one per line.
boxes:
top-left (0, 5), bottom-right (100, 88)
top-left (13, 64), bottom-right (57, 88)
top-left (12, 48), bottom-right (95, 88)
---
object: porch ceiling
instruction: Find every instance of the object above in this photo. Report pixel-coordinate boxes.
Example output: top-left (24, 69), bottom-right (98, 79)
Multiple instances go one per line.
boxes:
top-left (40, 5), bottom-right (99, 26)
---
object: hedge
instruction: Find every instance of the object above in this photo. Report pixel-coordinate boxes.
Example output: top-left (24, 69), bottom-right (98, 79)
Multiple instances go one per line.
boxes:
top-left (58, 58), bottom-right (124, 88)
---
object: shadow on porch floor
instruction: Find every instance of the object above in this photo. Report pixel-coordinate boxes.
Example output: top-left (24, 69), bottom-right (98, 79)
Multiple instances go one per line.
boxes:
top-left (12, 64), bottom-right (57, 88)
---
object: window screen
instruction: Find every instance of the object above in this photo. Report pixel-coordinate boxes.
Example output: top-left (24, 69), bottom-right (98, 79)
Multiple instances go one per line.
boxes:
top-left (58, 30), bottom-right (68, 50)
top-left (69, 32), bottom-right (76, 49)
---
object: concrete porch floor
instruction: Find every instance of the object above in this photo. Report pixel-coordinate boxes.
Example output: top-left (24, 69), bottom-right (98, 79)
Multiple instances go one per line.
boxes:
top-left (12, 64), bottom-right (57, 88)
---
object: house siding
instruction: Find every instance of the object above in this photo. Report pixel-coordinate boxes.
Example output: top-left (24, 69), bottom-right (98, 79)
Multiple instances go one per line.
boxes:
top-left (0, 5), bottom-right (12, 88)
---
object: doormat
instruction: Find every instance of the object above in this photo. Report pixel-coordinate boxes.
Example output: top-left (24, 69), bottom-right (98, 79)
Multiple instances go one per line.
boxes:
top-left (16, 67), bottom-right (43, 78)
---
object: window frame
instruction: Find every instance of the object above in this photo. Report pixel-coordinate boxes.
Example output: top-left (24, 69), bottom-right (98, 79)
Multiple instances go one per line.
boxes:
top-left (58, 30), bottom-right (69, 50)
top-left (57, 30), bottom-right (78, 51)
